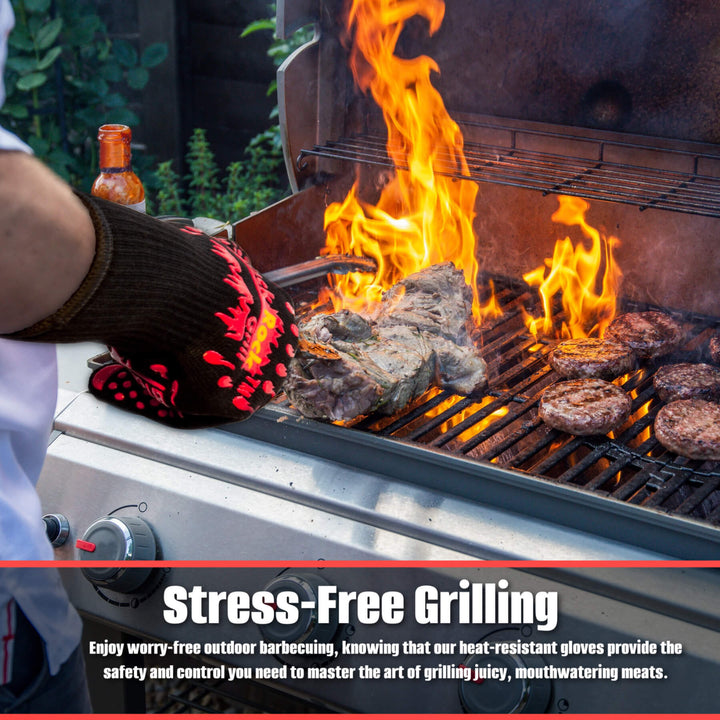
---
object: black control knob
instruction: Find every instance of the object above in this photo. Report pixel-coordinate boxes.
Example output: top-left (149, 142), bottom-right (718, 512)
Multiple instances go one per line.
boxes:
top-left (459, 629), bottom-right (551, 714)
top-left (76, 516), bottom-right (157, 593)
top-left (260, 572), bottom-right (339, 664)
top-left (42, 513), bottom-right (69, 547)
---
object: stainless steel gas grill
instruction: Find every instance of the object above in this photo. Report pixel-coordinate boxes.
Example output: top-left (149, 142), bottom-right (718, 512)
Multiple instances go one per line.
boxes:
top-left (35, 0), bottom-right (720, 713)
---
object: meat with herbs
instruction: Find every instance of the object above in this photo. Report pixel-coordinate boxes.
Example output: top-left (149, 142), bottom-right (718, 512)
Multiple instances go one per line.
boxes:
top-left (284, 264), bottom-right (487, 421)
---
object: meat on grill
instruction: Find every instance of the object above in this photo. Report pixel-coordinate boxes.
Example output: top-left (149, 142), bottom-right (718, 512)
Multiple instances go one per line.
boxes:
top-left (604, 310), bottom-right (684, 358)
top-left (430, 335), bottom-right (488, 396)
top-left (284, 264), bottom-right (487, 421)
top-left (538, 378), bottom-right (632, 435)
top-left (653, 363), bottom-right (720, 402)
top-left (285, 319), bottom-right (435, 421)
top-left (709, 332), bottom-right (720, 364)
top-left (549, 337), bottom-right (636, 380)
top-left (654, 398), bottom-right (720, 460)
top-left (375, 261), bottom-right (473, 344)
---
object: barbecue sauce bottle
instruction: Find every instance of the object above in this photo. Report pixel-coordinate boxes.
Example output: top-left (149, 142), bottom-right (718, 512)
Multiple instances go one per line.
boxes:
top-left (91, 124), bottom-right (146, 212)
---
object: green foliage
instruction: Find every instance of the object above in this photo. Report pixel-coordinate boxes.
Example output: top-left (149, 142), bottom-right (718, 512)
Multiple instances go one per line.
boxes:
top-left (241, 3), bottom-right (314, 150)
top-left (1, 0), bottom-right (168, 189)
top-left (153, 160), bottom-right (184, 217)
top-left (185, 127), bottom-right (221, 217)
top-left (152, 6), bottom-right (313, 222)
top-left (152, 128), bottom-right (285, 221)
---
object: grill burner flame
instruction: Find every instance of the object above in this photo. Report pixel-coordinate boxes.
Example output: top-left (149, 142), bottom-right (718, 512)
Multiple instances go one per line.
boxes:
top-left (522, 196), bottom-right (623, 339)
top-left (318, 0), bottom-right (497, 323)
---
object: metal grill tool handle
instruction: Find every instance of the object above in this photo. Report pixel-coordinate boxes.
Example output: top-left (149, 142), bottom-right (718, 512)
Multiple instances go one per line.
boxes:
top-left (264, 254), bottom-right (377, 287)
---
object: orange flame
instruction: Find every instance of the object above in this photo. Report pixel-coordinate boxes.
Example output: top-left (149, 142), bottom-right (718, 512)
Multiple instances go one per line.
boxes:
top-left (319, 0), bottom-right (498, 323)
top-left (436, 400), bottom-right (509, 445)
top-left (523, 196), bottom-right (622, 339)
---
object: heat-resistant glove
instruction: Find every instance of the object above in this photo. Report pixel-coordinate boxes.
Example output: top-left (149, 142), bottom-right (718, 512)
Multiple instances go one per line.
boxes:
top-left (6, 192), bottom-right (299, 427)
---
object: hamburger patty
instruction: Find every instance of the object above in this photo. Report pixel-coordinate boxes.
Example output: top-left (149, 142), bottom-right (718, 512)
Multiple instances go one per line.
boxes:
top-left (549, 337), bottom-right (636, 380)
top-left (539, 378), bottom-right (632, 436)
top-left (604, 311), bottom-right (684, 357)
top-left (653, 363), bottom-right (720, 402)
top-left (654, 399), bottom-right (720, 460)
top-left (709, 332), bottom-right (720, 365)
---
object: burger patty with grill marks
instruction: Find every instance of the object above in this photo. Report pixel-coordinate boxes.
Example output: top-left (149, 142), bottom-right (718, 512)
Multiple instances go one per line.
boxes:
top-left (709, 332), bottom-right (720, 365)
top-left (653, 363), bottom-right (720, 402)
top-left (539, 378), bottom-right (632, 436)
top-left (604, 311), bottom-right (684, 358)
top-left (654, 399), bottom-right (720, 460)
top-left (549, 337), bottom-right (636, 380)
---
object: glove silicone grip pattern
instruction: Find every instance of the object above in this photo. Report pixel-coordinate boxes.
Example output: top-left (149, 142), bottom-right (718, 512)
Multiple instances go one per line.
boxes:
top-left (87, 228), bottom-right (299, 427)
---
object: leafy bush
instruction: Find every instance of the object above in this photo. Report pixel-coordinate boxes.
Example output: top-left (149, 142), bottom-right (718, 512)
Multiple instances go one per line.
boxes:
top-left (153, 128), bottom-right (285, 221)
top-left (151, 5), bottom-right (314, 222)
top-left (241, 8), bottom-right (314, 152)
top-left (1, 0), bottom-right (167, 189)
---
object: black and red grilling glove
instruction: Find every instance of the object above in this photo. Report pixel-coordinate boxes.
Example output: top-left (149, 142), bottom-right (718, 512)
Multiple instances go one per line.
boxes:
top-left (5, 192), bottom-right (299, 427)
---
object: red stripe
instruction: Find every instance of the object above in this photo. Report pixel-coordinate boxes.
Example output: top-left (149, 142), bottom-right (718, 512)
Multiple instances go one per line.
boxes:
top-left (0, 559), bottom-right (719, 569)
top-left (1, 599), bottom-right (14, 685)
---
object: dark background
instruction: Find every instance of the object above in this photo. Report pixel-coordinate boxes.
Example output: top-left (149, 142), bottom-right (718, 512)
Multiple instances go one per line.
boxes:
top-left (96, 0), bottom-right (277, 173)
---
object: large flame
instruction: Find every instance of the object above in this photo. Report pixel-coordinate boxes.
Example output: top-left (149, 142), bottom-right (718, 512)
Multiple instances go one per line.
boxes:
top-left (319, 0), bottom-right (495, 323)
top-left (523, 196), bottom-right (622, 339)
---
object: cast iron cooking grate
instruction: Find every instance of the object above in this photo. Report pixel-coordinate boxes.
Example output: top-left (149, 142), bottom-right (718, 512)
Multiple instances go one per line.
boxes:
top-left (340, 279), bottom-right (720, 526)
top-left (298, 120), bottom-right (720, 218)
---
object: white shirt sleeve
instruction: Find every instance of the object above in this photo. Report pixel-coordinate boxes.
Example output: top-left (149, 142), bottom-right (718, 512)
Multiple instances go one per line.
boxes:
top-left (0, 0), bottom-right (83, 677)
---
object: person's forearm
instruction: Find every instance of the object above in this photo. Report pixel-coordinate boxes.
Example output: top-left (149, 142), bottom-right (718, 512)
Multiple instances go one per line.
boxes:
top-left (0, 151), bottom-right (95, 334)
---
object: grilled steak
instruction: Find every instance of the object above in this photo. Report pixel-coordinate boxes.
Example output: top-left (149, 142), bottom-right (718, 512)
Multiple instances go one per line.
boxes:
top-left (302, 309), bottom-right (374, 345)
top-left (539, 378), bottom-right (632, 435)
top-left (709, 332), bottom-right (720, 364)
top-left (376, 262), bottom-right (473, 344)
top-left (285, 321), bottom-right (435, 421)
top-left (604, 311), bottom-right (684, 357)
top-left (285, 264), bottom-right (487, 421)
top-left (549, 337), bottom-right (636, 380)
top-left (654, 398), bottom-right (720, 460)
top-left (653, 363), bottom-right (720, 402)
top-left (430, 336), bottom-right (487, 396)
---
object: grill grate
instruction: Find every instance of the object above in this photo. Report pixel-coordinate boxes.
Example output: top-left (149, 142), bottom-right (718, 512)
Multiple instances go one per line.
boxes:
top-left (298, 121), bottom-right (720, 218)
top-left (343, 281), bottom-right (720, 526)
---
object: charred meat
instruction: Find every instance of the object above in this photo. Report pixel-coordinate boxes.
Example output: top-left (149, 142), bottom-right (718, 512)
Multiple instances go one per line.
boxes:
top-left (604, 311), bottom-right (684, 358)
top-left (539, 378), bottom-right (632, 436)
top-left (654, 398), bottom-right (720, 460)
top-left (653, 363), bottom-right (720, 403)
top-left (284, 264), bottom-right (486, 421)
top-left (284, 320), bottom-right (434, 421)
top-left (549, 337), bottom-right (636, 380)
top-left (709, 332), bottom-right (720, 365)
top-left (376, 262), bottom-right (473, 344)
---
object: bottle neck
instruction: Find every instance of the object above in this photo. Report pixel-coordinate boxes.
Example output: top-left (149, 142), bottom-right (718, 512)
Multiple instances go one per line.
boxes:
top-left (99, 140), bottom-right (131, 172)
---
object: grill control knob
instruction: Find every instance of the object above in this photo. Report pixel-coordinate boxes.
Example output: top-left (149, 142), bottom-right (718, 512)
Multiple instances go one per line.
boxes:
top-left (76, 516), bottom-right (157, 593)
top-left (459, 629), bottom-right (551, 714)
top-left (42, 513), bottom-right (70, 547)
top-left (260, 572), bottom-right (340, 664)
